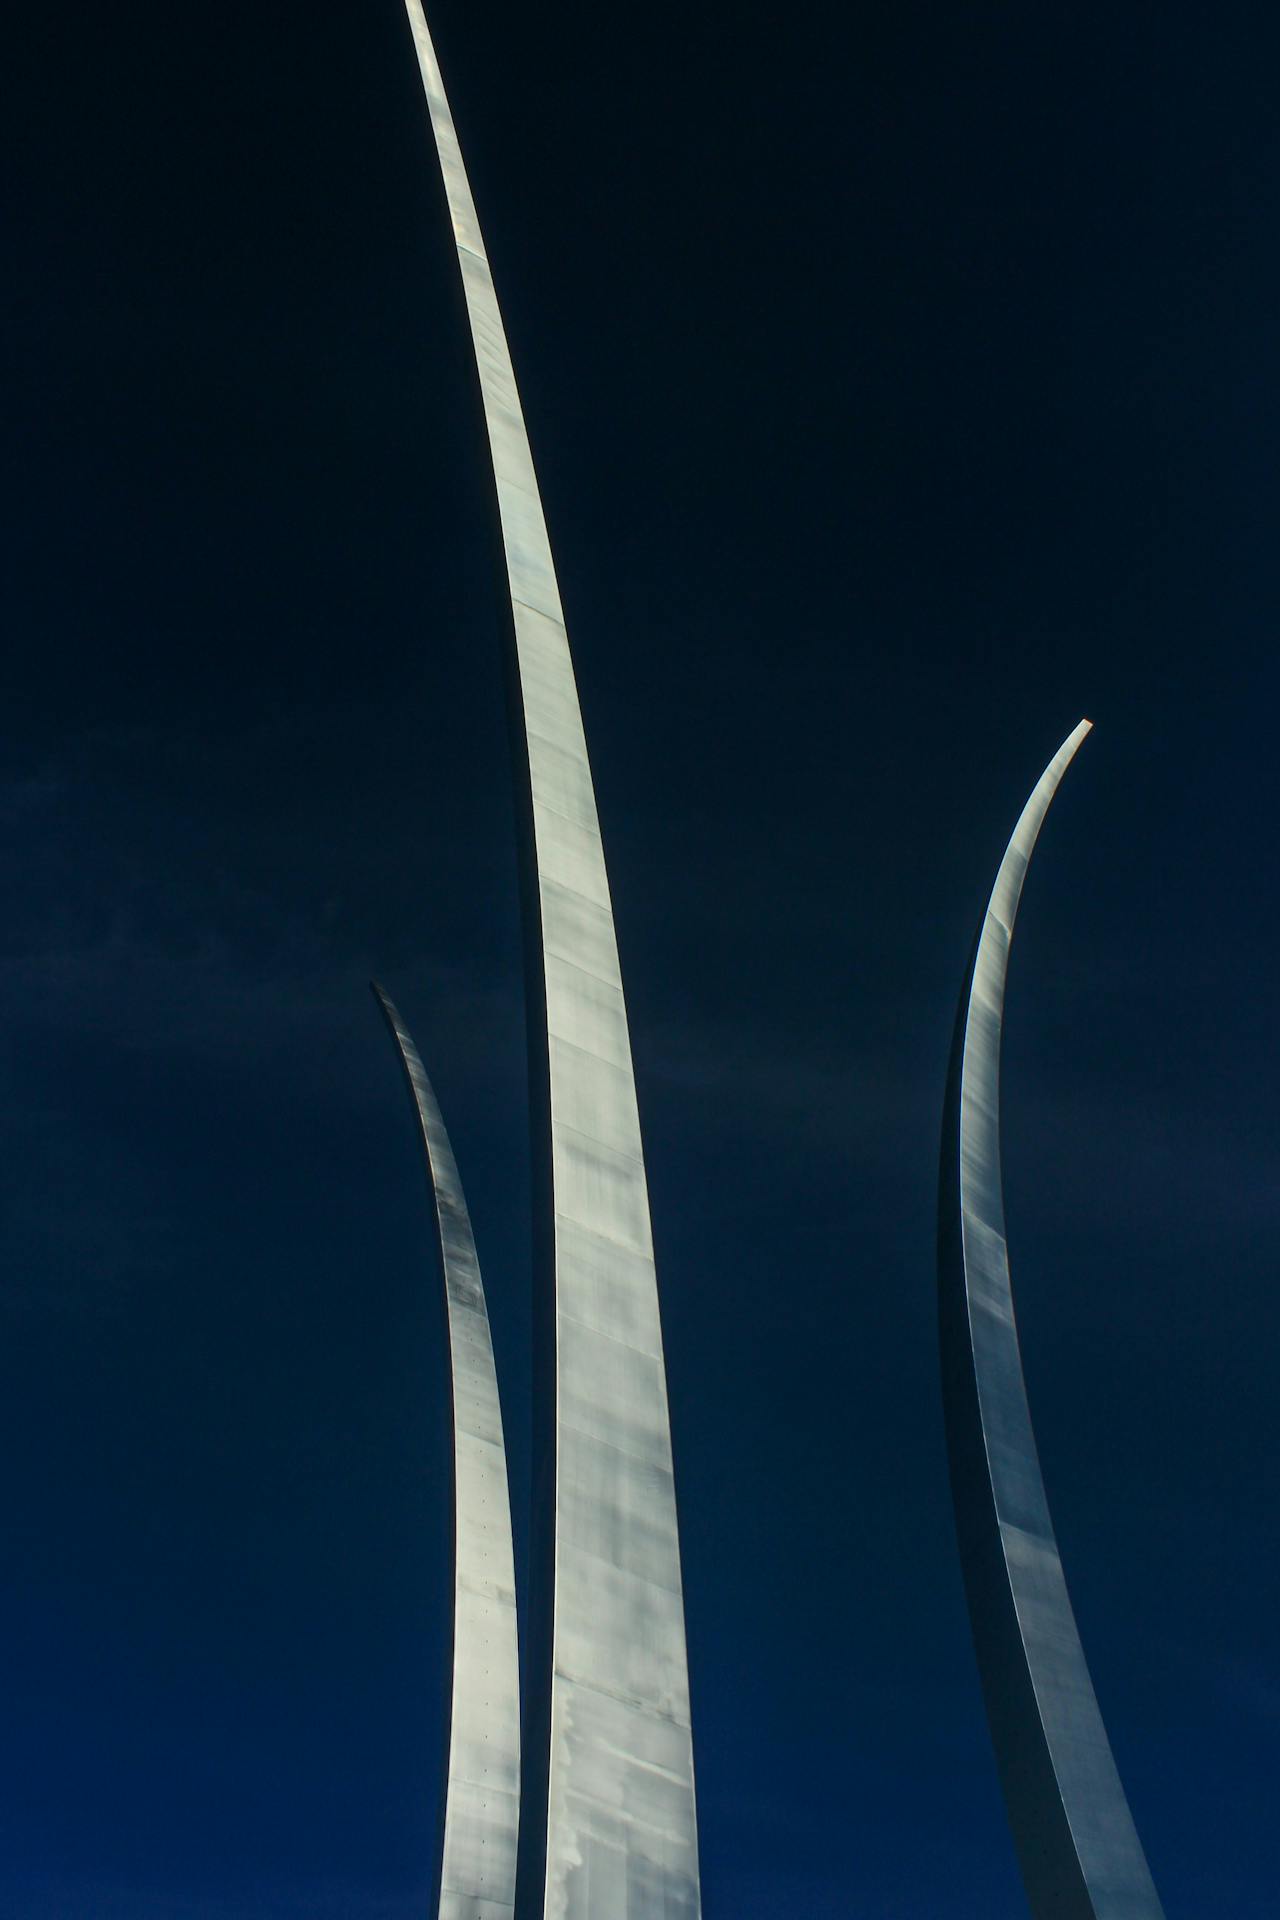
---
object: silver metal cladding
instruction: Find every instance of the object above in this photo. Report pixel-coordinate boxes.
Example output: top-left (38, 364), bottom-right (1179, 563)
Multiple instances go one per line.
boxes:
top-left (374, 985), bottom-right (521, 1920)
top-left (937, 722), bottom-right (1165, 1920)
top-left (399, 9), bottom-right (701, 1919)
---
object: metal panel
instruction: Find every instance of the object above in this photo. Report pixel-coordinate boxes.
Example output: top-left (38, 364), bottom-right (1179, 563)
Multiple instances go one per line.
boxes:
top-left (938, 723), bottom-right (1165, 1920)
top-left (374, 985), bottom-right (520, 1920)
top-left (398, 10), bottom-right (701, 1919)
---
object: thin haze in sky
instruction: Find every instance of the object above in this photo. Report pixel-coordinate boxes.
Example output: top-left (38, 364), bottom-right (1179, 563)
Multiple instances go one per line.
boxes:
top-left (0, 1), bottom-right (1276, 1914)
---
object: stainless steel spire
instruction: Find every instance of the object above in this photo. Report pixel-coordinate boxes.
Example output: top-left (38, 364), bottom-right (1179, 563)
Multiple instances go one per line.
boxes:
top-left (399, 9), bottom-right (701, 1919)
top-left (374, 984), bottom-right (520, 1920)
top-left (938, 723), bottom-right (1165, 1920)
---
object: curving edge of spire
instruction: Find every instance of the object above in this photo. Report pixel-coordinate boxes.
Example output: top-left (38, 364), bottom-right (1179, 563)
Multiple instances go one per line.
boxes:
top-left (373, 983), bottom-right (520, 1920)
top-left (937, 722), bottom-right (1165, 1920)
top-left (398, 8), bottom-right (702, 1919)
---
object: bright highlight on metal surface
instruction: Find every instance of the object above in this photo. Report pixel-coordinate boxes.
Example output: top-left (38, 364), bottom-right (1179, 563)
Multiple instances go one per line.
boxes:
top-left (373, 984), bottom-right (520, 1920)
top-left (399, 7), bottom-right (702, 1918)
top-left (938, 722), bottom-right (1165, 1920)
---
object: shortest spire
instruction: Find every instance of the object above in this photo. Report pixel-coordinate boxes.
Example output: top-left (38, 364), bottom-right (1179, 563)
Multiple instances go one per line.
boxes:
top-left (373, 982), bottom-right (521, 1920)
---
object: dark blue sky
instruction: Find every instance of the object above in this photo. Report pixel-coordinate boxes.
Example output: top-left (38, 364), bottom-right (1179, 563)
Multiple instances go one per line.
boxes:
top-left (2, 1), bottom-right (1277, 1913)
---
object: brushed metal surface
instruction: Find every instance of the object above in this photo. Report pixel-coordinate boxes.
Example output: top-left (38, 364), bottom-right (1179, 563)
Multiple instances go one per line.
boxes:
top-left (398, 10), bottom-right (701, 1919)
top-left (938, 723), bottom-right (1165, 1920)
top-left (374, 984), bottom-right (520, 1920)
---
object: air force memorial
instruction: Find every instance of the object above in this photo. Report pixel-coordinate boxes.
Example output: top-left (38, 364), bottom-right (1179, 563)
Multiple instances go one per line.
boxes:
top-left (381, 7), bottom-right (1166, 1917)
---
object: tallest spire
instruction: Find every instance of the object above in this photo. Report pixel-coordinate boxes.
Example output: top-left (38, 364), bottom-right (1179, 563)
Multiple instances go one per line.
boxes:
top-left (400, 7), bottom-right (702, 1917)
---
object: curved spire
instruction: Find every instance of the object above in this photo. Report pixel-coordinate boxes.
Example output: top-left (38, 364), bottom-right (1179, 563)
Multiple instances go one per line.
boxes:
top-left (938, 723), bottom-right (1165, 1920)
top-left (399, 10), bottom-right (702, 1920)
top-left (373, 984), bottom-right (520, 1920)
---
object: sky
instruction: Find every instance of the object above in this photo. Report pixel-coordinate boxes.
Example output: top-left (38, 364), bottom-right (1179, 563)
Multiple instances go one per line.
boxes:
top-left (1, 0), bottom-right (1277, 1914)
